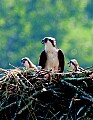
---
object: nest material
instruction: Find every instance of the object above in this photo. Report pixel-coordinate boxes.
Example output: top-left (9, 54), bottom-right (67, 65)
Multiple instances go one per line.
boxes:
top-left (0, 67), bottom-right (93, 120)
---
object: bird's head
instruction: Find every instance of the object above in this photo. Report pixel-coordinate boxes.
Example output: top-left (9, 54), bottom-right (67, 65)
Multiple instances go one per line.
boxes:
top-left (68, 59), bottom-right (78, 67)
top-left (68, 59), bottom-right (79, 70)
top-left (41, 37), bottom-right (56, 47)
top-left (21, 57), bottom-right (31, 69)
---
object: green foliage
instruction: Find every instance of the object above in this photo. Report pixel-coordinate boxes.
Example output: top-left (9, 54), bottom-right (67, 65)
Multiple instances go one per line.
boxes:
top-left (0, 0), bottom-right (93, 69)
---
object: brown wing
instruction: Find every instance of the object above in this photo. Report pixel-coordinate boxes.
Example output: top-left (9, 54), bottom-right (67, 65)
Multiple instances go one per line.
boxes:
top-left (58, 49), bottom-right (65, 72)
top-left (38, 50), bottom-right (47, 69)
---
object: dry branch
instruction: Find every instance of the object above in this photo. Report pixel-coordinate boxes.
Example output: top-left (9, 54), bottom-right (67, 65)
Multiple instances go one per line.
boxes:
top-left (0, 67), bottom-right (93, 120)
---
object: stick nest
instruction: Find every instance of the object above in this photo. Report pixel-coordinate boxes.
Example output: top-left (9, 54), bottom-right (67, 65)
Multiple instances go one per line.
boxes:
top-left (0, 66), bottom-right (93, 120)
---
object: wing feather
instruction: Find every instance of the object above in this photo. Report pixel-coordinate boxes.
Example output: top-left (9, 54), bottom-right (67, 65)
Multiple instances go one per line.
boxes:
top-left (38, 50), bottom-right (47, 69)
top-left (58, 49), bottom-right (65, 72)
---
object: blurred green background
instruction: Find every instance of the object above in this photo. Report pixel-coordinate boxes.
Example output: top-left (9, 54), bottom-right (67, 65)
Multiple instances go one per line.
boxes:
top-left (0, 0), bottom-right (93, 70)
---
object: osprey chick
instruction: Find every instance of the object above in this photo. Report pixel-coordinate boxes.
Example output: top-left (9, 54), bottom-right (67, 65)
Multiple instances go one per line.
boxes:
top-left (39, 37), bottom-right (65, 72)
top-left (68, 59), bottom-right (84, 72)
top-left (21, 57), bottom-right (38, 71)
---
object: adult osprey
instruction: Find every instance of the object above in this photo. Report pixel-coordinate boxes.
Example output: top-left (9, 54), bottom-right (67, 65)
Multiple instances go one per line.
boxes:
top-left (39, 37), bottom-right (65, 72)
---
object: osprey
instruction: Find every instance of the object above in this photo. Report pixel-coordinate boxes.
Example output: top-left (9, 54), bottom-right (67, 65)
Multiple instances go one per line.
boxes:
top-left (68, 59), bottom-right (84, 72)
top-left (21, 57), bottom-right (38, 71)
top-left (39, 37), bottom-right (65, 72)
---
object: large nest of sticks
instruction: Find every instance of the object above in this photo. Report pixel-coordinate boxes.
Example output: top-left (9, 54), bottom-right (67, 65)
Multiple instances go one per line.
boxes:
top-left (0, 66), bottom-right (93, 120)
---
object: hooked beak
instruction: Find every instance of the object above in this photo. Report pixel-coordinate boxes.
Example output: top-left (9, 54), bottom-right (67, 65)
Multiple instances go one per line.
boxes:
top-left (41, 38), bottom-right (48, 44)
top-left (21, 59), bottom-right (25, 64)
top-left (41, 39), bottom-right (45, 44)
top-left (67, 62), bottom-right (71, 67)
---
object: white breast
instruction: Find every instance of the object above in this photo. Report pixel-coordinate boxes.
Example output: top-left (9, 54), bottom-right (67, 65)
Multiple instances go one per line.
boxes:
top-left (45, 47), bottom-right (59, 72)
top-left (24, 61), bottom-right (30, 69)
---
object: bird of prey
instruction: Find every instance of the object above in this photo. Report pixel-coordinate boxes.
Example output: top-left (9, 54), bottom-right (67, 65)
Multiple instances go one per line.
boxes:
top-left (68, 59), bottom-right (84, 72)
top-left (39, 37), bottom-right (65, 72)
top-left (21, 57), bottom-right (38, 71)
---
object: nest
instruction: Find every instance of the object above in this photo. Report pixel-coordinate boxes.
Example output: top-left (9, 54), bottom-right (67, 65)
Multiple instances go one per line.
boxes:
top-left (0, 66), bottom-right (93, 120)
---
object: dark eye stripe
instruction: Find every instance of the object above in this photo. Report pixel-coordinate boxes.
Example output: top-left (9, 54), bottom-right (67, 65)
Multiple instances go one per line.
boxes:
top-left (44, 38), bottom-right (48, 42)
top-left (21, 59), bottom-right (27, 63)
top-left (21, 60), bottom-right (25, 63)
top-left (49, 39), bottom-right (55, 47)
top-left (70, 61), bottom-right (75, 66)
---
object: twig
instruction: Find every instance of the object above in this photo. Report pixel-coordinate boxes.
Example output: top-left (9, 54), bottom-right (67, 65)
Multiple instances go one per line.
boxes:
top-left (64, 77), bottom-right (92, 81)
top-left (60, 79), bottom-right (93, 102)
top-left (84, 65), bottom-right (93, 70)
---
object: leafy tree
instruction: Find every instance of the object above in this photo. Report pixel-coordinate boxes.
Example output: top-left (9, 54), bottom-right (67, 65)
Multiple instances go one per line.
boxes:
top-left (0, 0), bottom-right (92, 70)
